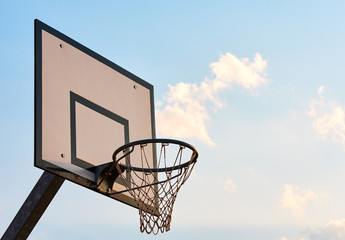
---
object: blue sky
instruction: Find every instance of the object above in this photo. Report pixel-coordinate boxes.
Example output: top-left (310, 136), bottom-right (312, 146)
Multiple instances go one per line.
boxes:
top-left (2, 1), bottom-right (345, 239)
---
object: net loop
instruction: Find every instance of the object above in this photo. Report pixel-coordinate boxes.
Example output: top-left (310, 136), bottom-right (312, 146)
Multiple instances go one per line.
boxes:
top-left (112, 139), bottom-right (198, 234)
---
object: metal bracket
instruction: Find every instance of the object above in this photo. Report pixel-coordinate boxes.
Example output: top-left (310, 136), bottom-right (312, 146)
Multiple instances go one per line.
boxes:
top-left (94, 162), bottom-right (123, 193)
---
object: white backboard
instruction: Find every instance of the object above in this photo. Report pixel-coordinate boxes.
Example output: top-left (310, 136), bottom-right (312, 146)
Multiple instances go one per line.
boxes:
top-left (34, 19), bottom-right (156, 209)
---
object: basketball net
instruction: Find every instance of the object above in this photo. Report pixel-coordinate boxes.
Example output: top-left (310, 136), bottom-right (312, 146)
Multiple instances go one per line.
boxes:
top-left (114, 140), bottom-right (197, 234)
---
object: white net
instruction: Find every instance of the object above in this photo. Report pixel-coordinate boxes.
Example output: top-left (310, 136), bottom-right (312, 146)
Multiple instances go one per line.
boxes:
top-left (114, 139), bottom-right (198, 234)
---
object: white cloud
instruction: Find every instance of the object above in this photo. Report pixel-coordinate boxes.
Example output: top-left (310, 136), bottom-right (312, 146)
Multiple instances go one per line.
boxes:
top-left (280, 219), bottom-right (345, 240)
top-left (281, 237), bottom-right (305, 240)
top-left (156, 82), bottom-right (215, 145)
top-left (306, 219), bottom-right (345, 240)
top-left (224, 178), bottom-right (237, 193)
top-left (307, 86), bottom-right (345, 150)
top-left (209, 52), bottom-right (268, 91)
top-left (280, 184), bottom-right (319, 216)
top-left (317, 86), bottom-right (325, 96)
top-left (156, 52), bottom-right (268, 145)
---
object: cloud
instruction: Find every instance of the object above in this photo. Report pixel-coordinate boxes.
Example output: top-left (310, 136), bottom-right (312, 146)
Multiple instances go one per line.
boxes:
top-left (280, 184), bottom-right (319, 216)
top-left (224, 178), bottom-right (237, 193)
top-left (281, 237), bottom-right (305, 240)
top-left (156, 52), bottom-right (268, 145)
top-left (281, 219), bottom-right (345, 240)
top-left (156, 82), bottom-right (215, 145)
top-left (210, 52), bottom-right (268, 91)
top-left (317, 86), bottom-right (325, 96)
top-left (307, 86), bottom-right (345, 150)
top-left (306, 219), bottom-right (345, 240)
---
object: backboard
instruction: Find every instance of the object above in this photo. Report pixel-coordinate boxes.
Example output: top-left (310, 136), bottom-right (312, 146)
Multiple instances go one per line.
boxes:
top-left (34, 19), bottom-right (156, 209)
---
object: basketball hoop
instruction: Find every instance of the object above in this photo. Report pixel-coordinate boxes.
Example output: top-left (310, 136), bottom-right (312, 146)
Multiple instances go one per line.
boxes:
top-left (96, 139), bottom-right (198, 234)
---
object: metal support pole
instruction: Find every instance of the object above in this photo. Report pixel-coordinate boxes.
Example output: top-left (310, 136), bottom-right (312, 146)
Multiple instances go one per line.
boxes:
top-left (1, 171), bottom-right (64, 240)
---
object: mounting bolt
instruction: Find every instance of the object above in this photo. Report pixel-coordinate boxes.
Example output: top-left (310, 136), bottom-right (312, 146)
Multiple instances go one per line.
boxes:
top-left (133, 85), bottom-right (137, 89)
top-left (59, 44), bottom-right (63, 48)
top-left (61, 153), bottom-right (64, 158)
